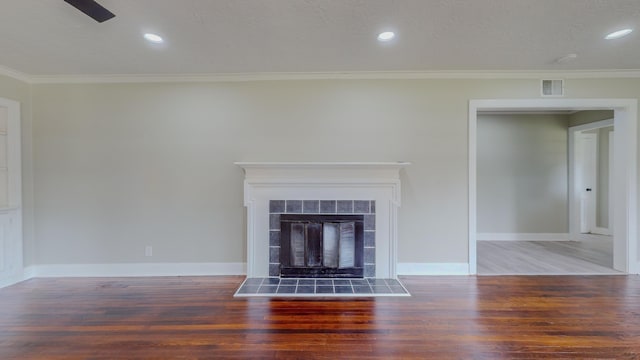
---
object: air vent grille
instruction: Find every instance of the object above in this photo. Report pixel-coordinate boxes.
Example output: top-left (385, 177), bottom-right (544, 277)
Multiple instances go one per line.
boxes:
top-left (541, 79), bottom-right (564, 97)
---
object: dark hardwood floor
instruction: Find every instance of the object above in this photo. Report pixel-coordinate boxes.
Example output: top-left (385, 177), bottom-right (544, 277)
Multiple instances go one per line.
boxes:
top-left (0, 275), bottom-right (639, 359)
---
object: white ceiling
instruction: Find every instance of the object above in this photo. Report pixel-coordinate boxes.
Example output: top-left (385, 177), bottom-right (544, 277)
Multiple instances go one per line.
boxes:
top-left (0, 0), bottom-right (638, 77)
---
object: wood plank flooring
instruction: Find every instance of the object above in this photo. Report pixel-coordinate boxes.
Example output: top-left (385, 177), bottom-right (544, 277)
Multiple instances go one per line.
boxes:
top-left (478, 238), bottom-right (620, 275)
top-left (1, 276), bottom-right (640, 359)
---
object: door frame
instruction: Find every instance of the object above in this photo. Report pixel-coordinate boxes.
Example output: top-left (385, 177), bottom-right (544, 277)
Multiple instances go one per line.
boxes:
top-left (569, 119), bottom-right (614, 238)
top-left (469, 99), bottom-right (638, 275)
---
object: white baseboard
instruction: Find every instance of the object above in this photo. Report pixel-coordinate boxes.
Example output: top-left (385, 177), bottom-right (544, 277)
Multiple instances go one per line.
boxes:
top-left (477, 233), bottom-right (570, 241)
top-left (397, 262), bottom-right (469, 275)
top-left (593, 227), bottom-right (612, 236)
top-left (0, 273), bottom-right (29, 288)
top-left (24, 262), bottom-right (247, 278)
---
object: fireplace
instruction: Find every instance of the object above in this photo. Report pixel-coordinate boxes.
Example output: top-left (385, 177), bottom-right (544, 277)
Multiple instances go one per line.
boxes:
top-left (280, 214), bottom-right (364, 278)
top-left (235, 162), bottom-right (409, 279)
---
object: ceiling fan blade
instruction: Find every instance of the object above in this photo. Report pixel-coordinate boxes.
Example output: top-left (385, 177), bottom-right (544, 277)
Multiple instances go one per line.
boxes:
top-left (64, 0), bottom-right (115, 23)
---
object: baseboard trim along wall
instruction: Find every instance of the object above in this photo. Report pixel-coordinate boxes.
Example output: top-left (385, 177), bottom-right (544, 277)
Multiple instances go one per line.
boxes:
top-left (21, 262), bottom-right (471, 278)
top-left (23, 262), bottom-right (246, 278)
top-left (397, 263), bottom-right (469, 275)
top-left (477, 233), bottom-right (570, 241)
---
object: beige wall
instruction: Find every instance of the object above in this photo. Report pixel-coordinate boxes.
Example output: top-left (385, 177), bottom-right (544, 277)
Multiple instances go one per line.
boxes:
top-left (0, 75), bottom-right (34, 267)
top-left (477, 114), bottom-right (569, 233)
top-left (569, 110), bottom-right (613, 127)
top-left (27, 78), bottom-right (640, 266)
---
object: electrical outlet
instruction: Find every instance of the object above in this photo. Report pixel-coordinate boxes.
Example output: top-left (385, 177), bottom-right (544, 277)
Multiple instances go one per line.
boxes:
top-left (145, 245), bottom-right (153, 257)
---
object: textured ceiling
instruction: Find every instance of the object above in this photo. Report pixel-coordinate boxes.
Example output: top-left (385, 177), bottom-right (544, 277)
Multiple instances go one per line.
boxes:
top-left (0, 0), bottom-right (638, 76)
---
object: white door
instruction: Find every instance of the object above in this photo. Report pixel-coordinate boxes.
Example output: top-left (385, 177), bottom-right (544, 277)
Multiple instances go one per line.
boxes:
top-left (577, 133), bottom-right (597, 234)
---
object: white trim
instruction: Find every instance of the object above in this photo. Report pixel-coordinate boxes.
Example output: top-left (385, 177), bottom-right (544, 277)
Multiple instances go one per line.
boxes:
top-left (0, 65), bottom-right (30, 83)
top-left (0, 272), bottom-right (28, 288)
top-left (236, 162), bottom-right (408, 278)
top-left (470, 99), bottom-right (638, 275)
top-left (19, 69), bottom-right (640, 84)
top-left (0, 98), bottom-right (23, 288)
top-left (397, 263), bottom-right (469, 275)
top-left (593, 227), bottom-right (612, 236)
top-left (24, 262), bottom-right (246, 278)
top-left (569, 118), bottom-right (614, 132)
top-left (477, 233), bottom-right (570, 241)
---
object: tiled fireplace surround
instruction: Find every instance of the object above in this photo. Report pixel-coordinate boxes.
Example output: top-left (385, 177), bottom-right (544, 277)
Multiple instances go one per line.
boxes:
top-left (236, 162), bottom-right (409, 279)
top-left (269, 199), bottom-right (376, 277)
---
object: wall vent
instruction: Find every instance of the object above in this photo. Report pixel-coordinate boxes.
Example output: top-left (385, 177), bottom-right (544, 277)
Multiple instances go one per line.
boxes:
top-left (541, 79), bottom-right (564, 97)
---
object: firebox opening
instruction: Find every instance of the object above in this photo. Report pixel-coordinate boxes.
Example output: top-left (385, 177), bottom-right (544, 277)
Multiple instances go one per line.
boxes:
top-left (280, 214), bottom-right (364, 278)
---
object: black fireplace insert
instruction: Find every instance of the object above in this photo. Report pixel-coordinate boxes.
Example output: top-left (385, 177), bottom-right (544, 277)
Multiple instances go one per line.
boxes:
top-left (280, 214), bottom-right (364, 278)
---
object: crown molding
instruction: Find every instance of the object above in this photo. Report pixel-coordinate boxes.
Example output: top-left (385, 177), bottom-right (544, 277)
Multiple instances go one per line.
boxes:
top-left (1, 65), bottom-right (640, 84)
top-left (0, 65), bottom-right (31, 83)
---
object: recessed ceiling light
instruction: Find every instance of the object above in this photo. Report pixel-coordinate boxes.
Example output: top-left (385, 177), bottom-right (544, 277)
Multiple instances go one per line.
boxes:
top-left (144, 33), bottom-right (164, 44)
top-left (377, 31), bottom-right (395, 42)
top-left (605, 28), bottom-right (633, 40)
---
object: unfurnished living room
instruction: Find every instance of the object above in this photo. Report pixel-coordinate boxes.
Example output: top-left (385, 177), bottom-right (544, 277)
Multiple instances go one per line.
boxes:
top-left (0, 1), bottom-right (639, 359)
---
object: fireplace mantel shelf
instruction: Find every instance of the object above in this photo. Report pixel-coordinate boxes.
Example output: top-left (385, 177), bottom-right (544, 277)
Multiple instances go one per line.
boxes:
top-left (235, 162), bottom-right (411, 168)
top-left (235, 162), bottom-right (410, 182)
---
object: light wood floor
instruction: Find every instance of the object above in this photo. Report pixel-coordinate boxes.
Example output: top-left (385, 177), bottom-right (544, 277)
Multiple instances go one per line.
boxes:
top-left (478, 236), bottom-right (621, 275)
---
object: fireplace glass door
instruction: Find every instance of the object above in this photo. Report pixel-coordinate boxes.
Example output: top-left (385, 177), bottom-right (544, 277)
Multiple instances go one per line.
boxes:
top-left (280, 215), bottom-right (363, 277)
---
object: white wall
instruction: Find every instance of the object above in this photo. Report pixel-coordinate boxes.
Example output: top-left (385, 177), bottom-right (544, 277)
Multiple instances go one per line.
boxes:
top-left (477, 114), bottom-right (569, 234)
top-left (27, 78), bottom-right (640, 269)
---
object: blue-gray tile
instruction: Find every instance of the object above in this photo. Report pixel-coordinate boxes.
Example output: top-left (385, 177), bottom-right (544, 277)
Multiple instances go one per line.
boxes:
top-left (269, 264), bottom-right (280, 277)
top-left (277, 286), bottom-right (297, 294)
top-left (335, 286), bottom-right (353, 294)
top-left (368, 279), bottom-right (387, 285)
top-left (353, 285), bottom-right (372, 294)
top-left (258, 285), bottom-right (278, 294)
top-left (279, 279), bottom-right (298, 286)
top-left (269, 214), bottom-right (281, 230)
top-left (237, 285), bottom-right (260, 294)
top-left (372, 286), bottom-right (393, 294)
top-left (296, 285), bottom-right (315, 294)
top-left (370, 201), bottom-right (376, 213)
top-left (354, 200), bottom-right (370, 213)
top-left (298, 279), bottom-right (315, 286)
top-left (389, 285), bottom-right (407, 294)
top-left (364, 231), bottom-right (375, 247)
top-left (269, 230), bottom-right (280, 246)
top-left (303, 200), bottom-right (319, 213)
top-left (364, 265), bottom-right (376, 278)
top-left (269, 200), bottom-right (285, 213)
top-left (320, 200), bottom-right (336, 213)
top-left (350, 279), bottom-right (368, 286)
top-left (364, 247), bottom-right (375, 264)
top-left (364, 215), bottom-right (375, 230)
top-left (385, 279), bottom-right (401, 286)
top-left (316, 279), bottom-right (333, 286)
top-left (337, 200), bottom-right (353, 213)
top-left (285, 200), bottom-right (302, 213)
top-left (243, 278), bottom-right (264, 285)
top-left (333, 279), bottom-right (350, 286)
top-left (264, 278), bottom-right (281, 285)
top-left (316, 286), bottom-right (334, 294)
top-left (269, 247), bottom-right (280, 263)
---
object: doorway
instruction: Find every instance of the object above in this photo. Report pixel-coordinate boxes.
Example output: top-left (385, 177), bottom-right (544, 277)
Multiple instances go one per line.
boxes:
top-left (469, 99), bottom-right (638, 275)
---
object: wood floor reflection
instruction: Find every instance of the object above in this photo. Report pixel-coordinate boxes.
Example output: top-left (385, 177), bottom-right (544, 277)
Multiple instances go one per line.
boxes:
top-left (0, 275), bottom-right (639, 359)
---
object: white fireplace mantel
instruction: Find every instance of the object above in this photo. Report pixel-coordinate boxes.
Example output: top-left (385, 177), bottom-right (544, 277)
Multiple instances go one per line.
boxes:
top-left (235, 162), bottom-right (410, 278)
